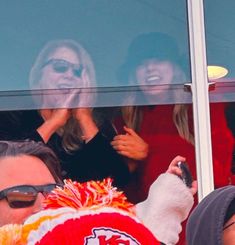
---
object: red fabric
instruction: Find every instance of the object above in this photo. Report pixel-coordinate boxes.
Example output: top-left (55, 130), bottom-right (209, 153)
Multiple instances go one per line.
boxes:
top-left (37, 212), bottom-right (160, 245)
top-left (115, 103), bottom-right (234, 245)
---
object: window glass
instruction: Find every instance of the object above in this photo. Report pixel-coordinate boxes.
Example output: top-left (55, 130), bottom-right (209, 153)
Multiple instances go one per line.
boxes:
top-left (0, 2), bottom-right (200, 243)
top-left (204, 0), bottom-right (235, 186)
top-left (0, 0), bottom-right (191, 109)
top-left (204, 0), bottom-right (235, 103)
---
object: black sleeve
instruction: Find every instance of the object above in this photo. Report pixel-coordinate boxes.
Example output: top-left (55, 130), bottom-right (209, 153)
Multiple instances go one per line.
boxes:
top-left (0, 110), bottom-right (51, 144)
top-left (225, 103), bottom-right (235, 174)
top-left (0, 110), bottom-right (42, 141)
top-left (225, 102), bottom-right (235, 137)
top-left (77, 132), bottom-right (131, 188)
top-left (26, 130), bottom-right (44, 142)
top-left (19, 111), bottom-right (46, 142)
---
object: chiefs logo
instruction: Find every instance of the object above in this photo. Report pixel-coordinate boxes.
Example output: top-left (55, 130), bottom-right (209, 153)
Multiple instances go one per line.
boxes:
top-left (85, 227), bottom-right (140, 245)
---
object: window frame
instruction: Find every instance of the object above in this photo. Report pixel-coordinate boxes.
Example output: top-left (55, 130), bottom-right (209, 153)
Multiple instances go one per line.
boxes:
top-left (187, 0), bottom-right (214, 201)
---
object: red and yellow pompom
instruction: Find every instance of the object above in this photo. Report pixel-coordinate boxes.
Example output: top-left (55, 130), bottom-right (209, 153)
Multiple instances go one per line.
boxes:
top-left (0, 178), bottom-right (160, 245)
top-left (0, 224), bottom-right (22, 245)
top-left (44, 178), bottom-right (135, 215)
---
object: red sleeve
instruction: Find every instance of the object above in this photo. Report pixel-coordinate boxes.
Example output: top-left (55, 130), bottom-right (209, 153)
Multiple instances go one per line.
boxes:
top-left (210, 103), bottom-right (234, 186)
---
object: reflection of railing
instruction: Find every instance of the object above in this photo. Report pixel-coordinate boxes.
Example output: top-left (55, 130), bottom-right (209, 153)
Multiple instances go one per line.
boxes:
top-left (209, 80), bottom-right (235, 102)
top-left (1, 81), bottom-right (235, 110)
top-left (184, 81), bottom-right (215, 92)
top-left (184, 79), bottom-right (235, 103)
top-left (0, 84), bottom-right (193, 110)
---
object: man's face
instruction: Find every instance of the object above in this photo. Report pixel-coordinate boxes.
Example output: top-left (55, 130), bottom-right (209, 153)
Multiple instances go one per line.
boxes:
top-left (0, 155), bottom-right (56, 226)
top-left (223, 214), bottom-right (235, 245)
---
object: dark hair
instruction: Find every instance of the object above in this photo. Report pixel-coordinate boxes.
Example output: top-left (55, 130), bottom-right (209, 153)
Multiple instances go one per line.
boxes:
top-left (0, 140), bottom-right (62, 183)
top-left (224, 198), bottom-right (235, 225)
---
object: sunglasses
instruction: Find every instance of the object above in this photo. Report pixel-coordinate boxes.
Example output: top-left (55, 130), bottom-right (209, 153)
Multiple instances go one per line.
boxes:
top-left (223, 221), bottom-right (235, 231)
top-left (43, 59), bottom-right (83, 78)
top-left (0, 183), bottom-right (62, 208)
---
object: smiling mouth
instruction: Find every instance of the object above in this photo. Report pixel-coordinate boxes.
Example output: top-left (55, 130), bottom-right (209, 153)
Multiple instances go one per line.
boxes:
top-left (146, 75), bottom-right (161, 83)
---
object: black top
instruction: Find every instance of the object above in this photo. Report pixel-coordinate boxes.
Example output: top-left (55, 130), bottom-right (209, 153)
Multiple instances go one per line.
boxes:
top-left (225, 102), bottom-right (235, 173)
top-left (0, 110), bottom-right (130, 188)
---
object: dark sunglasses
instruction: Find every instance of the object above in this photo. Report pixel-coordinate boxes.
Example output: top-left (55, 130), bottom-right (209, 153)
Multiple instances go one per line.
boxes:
top-left (0, 183), bottom-right (62, 208)
top-left (42, 59), bottom-right (83, 78)
top-left (223, 221), bottom-right (235, 231)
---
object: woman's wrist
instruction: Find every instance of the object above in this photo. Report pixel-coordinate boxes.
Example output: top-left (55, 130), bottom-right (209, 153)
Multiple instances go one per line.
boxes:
top-left (73, 109), bottom-right (99, 143)
top-left (36, 120), bottom-right (60, 143)
top-left (78, 118), bottom-right (99, 143)
top-left (81, 127), bottom-right (99, 143)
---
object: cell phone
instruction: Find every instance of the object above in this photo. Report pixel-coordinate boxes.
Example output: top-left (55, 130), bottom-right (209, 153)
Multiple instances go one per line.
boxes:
top-left (99, 120), bottom-right (117, 142)
top-left (177, 161), bottom-right (193, 188)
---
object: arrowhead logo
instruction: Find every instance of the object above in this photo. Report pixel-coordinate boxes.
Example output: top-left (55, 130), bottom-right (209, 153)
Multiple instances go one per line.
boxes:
top-left (85, 227), bottom-right (140, 245)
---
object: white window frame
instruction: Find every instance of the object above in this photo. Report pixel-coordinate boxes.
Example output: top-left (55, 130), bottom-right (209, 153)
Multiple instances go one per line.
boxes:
top-left (187, 0), bottom-right (214, 201)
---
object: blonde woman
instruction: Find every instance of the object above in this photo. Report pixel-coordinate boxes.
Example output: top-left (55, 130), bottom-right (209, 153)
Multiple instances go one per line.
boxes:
top-left (111, 32), bottom-right (233, 202)
top-left (0, 39), bottom-right (130, 187)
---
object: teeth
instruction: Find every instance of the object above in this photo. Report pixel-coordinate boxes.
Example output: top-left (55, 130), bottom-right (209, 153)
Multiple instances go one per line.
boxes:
top-left (147, 76), bottom-right (160, 82)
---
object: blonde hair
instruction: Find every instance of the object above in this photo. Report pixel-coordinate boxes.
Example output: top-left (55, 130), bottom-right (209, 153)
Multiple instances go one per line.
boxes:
top-left (121, 104), bottom-right (194, 145)
top-left (173, 104), bottom-right (194, 145)
top-left (57, 118), bottom-right (84, 152)
top-left (29, 39), bottom-right (97, 152)
top-left (121, 63), bottom-right (194, 145)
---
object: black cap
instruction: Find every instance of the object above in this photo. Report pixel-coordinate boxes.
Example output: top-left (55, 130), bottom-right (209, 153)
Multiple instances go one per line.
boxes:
top-left (118, 32), bottom-right (182, 82)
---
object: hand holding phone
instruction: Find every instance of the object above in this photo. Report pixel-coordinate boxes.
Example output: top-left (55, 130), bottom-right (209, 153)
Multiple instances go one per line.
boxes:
top-left (177, 161), bottom-right (193, 188)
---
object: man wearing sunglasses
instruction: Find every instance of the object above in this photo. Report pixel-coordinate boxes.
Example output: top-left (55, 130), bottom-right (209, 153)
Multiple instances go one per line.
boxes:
top-left (0, 140), bottom-right (62, 226)
top-left (0, 141), bottom-right (196, 244)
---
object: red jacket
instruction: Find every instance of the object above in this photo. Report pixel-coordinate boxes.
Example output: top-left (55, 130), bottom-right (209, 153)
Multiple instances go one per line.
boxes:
top-left (115, 103), bottom-right (234, 245)
top-left (116, 103), bottom-right (233, 201)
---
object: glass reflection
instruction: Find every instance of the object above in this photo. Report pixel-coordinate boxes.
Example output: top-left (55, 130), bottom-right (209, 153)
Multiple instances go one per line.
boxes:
top-left (117, 32), bottom-right (189, 105)
top-left (0, 0), bottom-right (191, 109)
top-left (109, 32), bottom-right (195, 206)
top-left (29, 39), bottom-right (96, 108)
